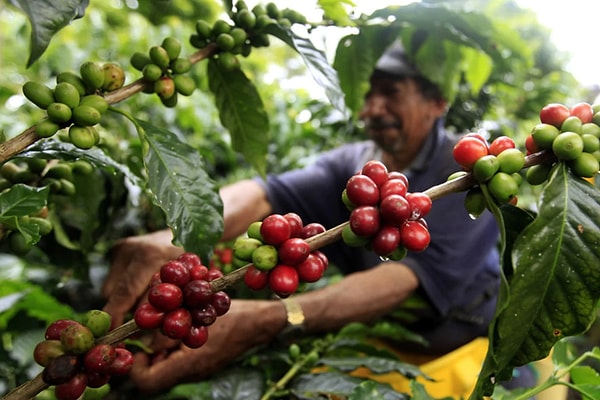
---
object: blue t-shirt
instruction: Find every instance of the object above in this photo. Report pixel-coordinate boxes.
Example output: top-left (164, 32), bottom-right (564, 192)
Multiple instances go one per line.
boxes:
top-left (256, 123), bottom-right (500, 330)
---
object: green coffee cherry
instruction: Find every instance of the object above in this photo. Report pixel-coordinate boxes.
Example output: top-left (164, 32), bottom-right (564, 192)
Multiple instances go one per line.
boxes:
top-left (142, 63), bottom-right (163, 82)
top-left (189, 34), bottom-right (208, 49)
top-left (54, 82), bottom-right (81, 109)
top-left (252, 244), bottom-right (278, 271)
top-left (0, 162), bottom-right (22, 181)
top-left (247, 221), bottom-right (263, 241)
top-left (581, 123), bottom-right (600, 138)
top-left (101, 63), bottom-right (125, 91)
top-left (72, 105), bottom-right (102, 126)
top-left (130, 51), bottom-right (152, 71)
top-left (80, 61), bottom-right (105, 92)
top-left (341, 224), bottom-right (369, 247)
top-left (570, 152), bottom-right (599, 178)
top-left (171, 58), bottom-right (192, 74)
top-left (217, 53), bottom-right (240, 70)
top-left (60, 323), bottom-right (95, 355)
top-left (160, 92), bottom-right (178, 108)
top-left (30, 217), bottom-right (53, 235)
top-left (266, 2), bottom-right (281, 19)
top-left (57, 72), bottom-right (87, 96)
top-left (216, 33), bottom-right (236, 51)
top-left (195, 20), bottom-right (212, 39)
top-left (497, 148), bottom-right (525, 174)
top-left (236, 9), bottom-right (256, 29)
top-left (149, 46), bottom-right (171, 70)
top-left (488, 172), bottom-right (519, 203)
top-left (531, 123), bottom-right (560, 150)
top-left (255, 14), bottom-right (275, 30)
top-left (464, 188), bottom-right (486, 218)
top-left (69, 125), bottom-right (97, 149)
top-left (82, 310), bottom-right (112, 337)
top-left (174, 75), bottom-right (195, 96)
top-left (230, 28), bottom-right (248, 46)
top-left (79, 94), bottom-right (108, 115)
top-left (560, 116), bottom-right (583, 134)
top-left (24, 157), bottom-right (48, 174)
top-left (552, 131), bottom-right (584, 160)
top-left (250, 33), bottom-right (270, 48)
top-left (58, 178), bottom-right (76, 195)
top-left (36, 119), bottom-right (60, 138)
top-left (72, 159), bottom-right (94, 175)
top-left (233, 237), bottom-right (263, 260)
top-left (161, 37), bottom-right (182, 61)
top-left (212, 19), bottom-right (231, 35)
top-left (46, 102), bottom-right (73, 124)
top-left (23, 81), bottom-right (55, 109)
top-left (154, 77), bottom-right (176, 100)
top-left (45, 162), bottom-right (73, 181)
top-left (9, 231), bottom-right (32, 255)
top-left (472, 155), bottom-right (499, 182)
top-left (252, 4), bottom-right (267, 16)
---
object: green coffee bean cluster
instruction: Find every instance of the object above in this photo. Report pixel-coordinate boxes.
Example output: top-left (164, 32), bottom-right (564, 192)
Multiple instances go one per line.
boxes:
top-left (190, 1), bottom-right (308, 71)
top-left (525, 102), bottom-right (600, 185)
top-left (130, 36), bottom-right (195, 108)
top-left (23, 61), bottom-right (122, 149)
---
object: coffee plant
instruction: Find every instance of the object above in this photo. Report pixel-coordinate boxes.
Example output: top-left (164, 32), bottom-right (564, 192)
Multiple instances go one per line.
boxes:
top-left (1, 1), bottom-right (599, 400)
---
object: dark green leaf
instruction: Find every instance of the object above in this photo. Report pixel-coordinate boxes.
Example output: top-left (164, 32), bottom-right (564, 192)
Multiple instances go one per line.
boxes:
top-left (10, 0), bottom-right (89, 66)
top-left (211, 368), bottom-right (264, 400)
top-left (319, 356), bottom-right (427, 380)
top-left (265, 24), bottom-right (348, 115)
top-left (0, 184), bottom-right (49, 217)
top-left (291, 371), bottom-right (366, 397)
top-left (473, 165), bottom-right (600, 397)
top-left (349, 380), bottom-right (408, 400)
top-left (138, 119), bottom-right (223, 261)
top-left (410, 380), bottom-right (453, 400)
top-left (207, 59), bottom-right (269, 177)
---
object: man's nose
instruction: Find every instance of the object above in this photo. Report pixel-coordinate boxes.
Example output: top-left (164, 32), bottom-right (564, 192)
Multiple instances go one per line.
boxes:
top-left (361, 94), bottom-right (387, 118)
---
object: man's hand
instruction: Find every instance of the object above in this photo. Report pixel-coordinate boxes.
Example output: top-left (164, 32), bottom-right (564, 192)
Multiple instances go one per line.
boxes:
top-left (129, 300), bottom-right (286, 394)
top-left (102, 230), bottom-right (184, 326)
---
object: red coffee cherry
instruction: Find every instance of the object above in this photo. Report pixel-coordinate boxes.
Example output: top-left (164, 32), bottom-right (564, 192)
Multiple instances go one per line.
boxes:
top-left (300, 222), bottom-right (326, 239)
top-left (45, 319), bottom-right (79, 340)
top-left (160, 260), bottom-right (190, 287)
top-left (244, 265), bottom-right (269, 290)
top-left (134, 302), bottom-right (165, 329)
top-left (83, 344), bottom-right (117, 373)
top-left (108, 347), bottom-right (134, 375)
top-left (54, 372), bottom-right (88, 400)
top-left (400, 220), bottom-right (431, 252)
top-left (361, 160), bottom-right (389, 187)
top-left (345, 174), bottom-right (380, 206)
top-left (149, 271), bottom-right (162, 288)
top-left (349, 205), bottom-right (381, 237)
top-left (540, 103), bottom-right (570, 128)
top-left (406, 192), bottom-right (432, 220)
top-left (162, 308), bottom-right (192, 339)
top-left (311, 250), bottom-right (329, 270)
top-left (489, 136), bottom-right (516, 156)
top-left (190, 304), bottom-right (217, 326)
top-left (182, 279), bottom-right (213, 308)
top-left (371, 225), bottom-right (401, 257)
top-left (85, 371), bottom-right (110, 388)
top-left (387, 171), bottom-right (409, 188)
top-left (283, 212), bottom-right (304, 237)
top-left (260, 214), bottom-right (292, 246)
top-left (189, 264), bottom-right (209, 281)
top-left (177, 252), bottom-right (203, 269)
top-left (570, 102), bottom-right (594, 124)
top-left (278, 237), bottom-right (310, 266)
top-left (183, 325), bottom-right (209, 349)
top-left (380, 178), bottom-right (408, 199)
top-left (379, 194), bottom-right (410, 227)
top-left (453, 136), bottom-right (489, 170)
top-left (268, 264), bottom-right (299, 298)
top-left (207, 268), bottom-right (224, 281)
top-left (211, 291), bottom-right (231, 316)
top-left (148, 282), bottom-right (183, 311)
top-left (296, 253), bottom-right (325, 283)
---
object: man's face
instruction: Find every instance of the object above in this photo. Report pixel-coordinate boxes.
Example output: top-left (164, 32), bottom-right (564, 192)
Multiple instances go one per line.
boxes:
top-left (359, 77), bottom-right (446, 157)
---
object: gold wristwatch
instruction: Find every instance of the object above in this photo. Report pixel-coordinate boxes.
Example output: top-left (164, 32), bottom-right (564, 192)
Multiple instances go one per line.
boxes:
top-left (278, 297), bottom-right (306, 342)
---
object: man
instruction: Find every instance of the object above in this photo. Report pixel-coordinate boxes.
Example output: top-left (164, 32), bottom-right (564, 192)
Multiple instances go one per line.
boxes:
top-left (102, 41), bottom-right (506, 393)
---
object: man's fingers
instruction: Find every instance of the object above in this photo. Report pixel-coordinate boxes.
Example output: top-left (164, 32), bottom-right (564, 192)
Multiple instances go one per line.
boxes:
top-left (131, 350), bottom-right (191, 393)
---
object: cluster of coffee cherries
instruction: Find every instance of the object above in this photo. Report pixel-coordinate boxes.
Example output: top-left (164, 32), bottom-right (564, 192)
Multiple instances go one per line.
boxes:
top-left (238, 212), bottom-right (329, 297)
top-left (525, 101), bottom-right (600, 184)
top-left (452, 132), bottom-right (526, 216)
top-left (130, 36), bottom-right (195, 107)
top-left (190, 1), bottom-right (308, 71)
top-left (33, 310), bottom-right (132, 400)
top-left (341, 160), bottom-right (432, 258)
top-left (133, 252), bottom-right (231, 349)
top-left (23, 61), bottom-right (124, 149)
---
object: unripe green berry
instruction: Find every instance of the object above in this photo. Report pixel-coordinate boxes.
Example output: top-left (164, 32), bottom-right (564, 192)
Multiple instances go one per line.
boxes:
top-left (216, 33), bottom-right (236, 51)
top-left (531, 123), bottom-right (560, 150)
top-left (56, 72), bottom-right (87, 96)
top-left (30, 216), bottom-right (53, 235)
top-left (149, 46), bottom-right (171, 70)
top-left (497, 148), bottom-right (525, 174)
top-left (236, 9), bottom-right (256, 29)
top-left (552, 131), bottom-right (584, 160)
top-left (161, 36), bottom-right (182, 61)
top-left (69, 125), bottom-right (97, 149)
top-left (23, 81), bottom-right (55, 109)
top-left (266, 2), bottom-right (281, 19)
top-left (46, 102), bottom-right (73, 124)
top-left (79, 94), bottom-right (108, 115)
top-left (341, 224), bottom-right (369, 247)
top-left (80, 61), bottom-right (105, 92)
top-left (171, 57), bottom-right (192, 74)
top-left (488, 172), bottom-right (519, 203)
top-left (472, 154), bottom-right (499, 182)
top-left (217, 53), bottom-right (240, 70)
top-left (195, 20), bottom-right (212, 39)
top-left (82, 310), bottom-right (112, 337)
top-left (252, 244), bottom-right (278, 271)
top-left (581, 123), bottom-right (600, 138)
top-left (247, 221), bottom-right (263, 241)
top-left (233, 237), bottom-right (263, 261)
top-left (464, 187), bottom-right (486, 218)
top-left (569, 152), bottom-right (599, 178)
top-left (130, 51), bottom-right (152, 71)
top-left (212, 19), bottom-right (231, 36)
top-left (582, 134), bottom-right (600, 153)
top-left (160, 91), bottom-right (178, 108)
top-left (54, 82), bottom-right (81, 109)
top-left (560, 116), bottom-right (583, 134)
top-left (142, 63), bottom-right (163, 82)
top-left (230, 28), bottom-right (248, 46)
top-left (173, 75), bottom-right (195, 96)
top-left (36, 119), bottom-right (60, 138)
top-left (72, 105), bottom-right (102, 126)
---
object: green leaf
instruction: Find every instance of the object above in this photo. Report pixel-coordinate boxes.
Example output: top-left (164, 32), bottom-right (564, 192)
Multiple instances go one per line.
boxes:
top-left (210, 368), bottom-right (264, 400)
top-left (318, 0), bottom-right (356, 26)
top-left (570, 365), bottom-right (600, 385)
top-left (265, 24), bottom-right (348, 116)
top-left (207, 59), bottom-right (269, 177)
top-left (349, 380), bottom-right (408, 400)
top-left (410, 380), bottom-right (453, 400)
top-left (319, 356), bottom-right (427, 380)
top-left (10, 0), bottom-right (89, 66)
top-left (473, 165), bottom-right (600, 397)
top-left (291, 371), bottom-right (407, 399)
top-left (137, 119), bottom-right (223, 261)
top-left (0, 184), bottom-right (49, 218)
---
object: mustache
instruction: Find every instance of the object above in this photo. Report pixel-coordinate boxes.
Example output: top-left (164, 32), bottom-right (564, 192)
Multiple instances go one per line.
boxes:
top-left (362, 118), bottom-right (402, 130)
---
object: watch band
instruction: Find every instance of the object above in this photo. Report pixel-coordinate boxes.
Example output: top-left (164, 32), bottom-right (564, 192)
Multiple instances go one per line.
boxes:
top-left (278, 297), bottom-right (306, 342)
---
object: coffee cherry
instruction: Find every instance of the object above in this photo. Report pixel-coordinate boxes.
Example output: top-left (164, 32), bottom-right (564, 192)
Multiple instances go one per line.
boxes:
top-left (154, 76), bottom-right (176, 100)
top-left (342, 224), bottom-right (370, 247)
top-left (349, 205), bottom-right (380, 237)
top-left (45, 319), bottom-right (79, 340)
top-left (570, 152), bottom-right (599, 178)
top-left (379, 194), bottom-right (410, 227)
top-left (69, 125), bottom-right (97, 149)
top-left (161, 36), bottom-right (182, 61)
top-left (130, 51), bottom-right (152, 71)
top-left (540, 103), bottom-right (570, 128)
top-left (233, 237), bottom-right (262, 261)
top-left (34, 340), bottom-right (65, 367)
top-left (212, 19), bottom-right (232, 35)
top-left (57, 72), bottom-right (87, 96)
top-left (162, 308), bottom-right (192, 339)
top-left (488, 136), bottom-right (515, 156)
top-left (247, 221), bottom-right (263, 241)
top-left (464, 187), bottom-right (486, 218)
top-left (54, 82), bottom-right (81, 109)
top-left (453, 136), bottom-right (489, 170)
top-left (244, 265), bottom-right (269, 290)
top-left (300, 222), bottom-right (326, 239)
top-left (72, 105), bottom-right (102, 126)
top-left (360, 160), bottom-right (388, 187)
top-left (472, 154), bottom-right (499, 182)
top-left (47, 102), bottom-right (72, 124)
top-left (488, 172), bottom-right (519, 203)
top-left (54, 373), bottom-right (88, 400)
top-left (149, 45), bottom-right (171, 70)
top-left (216, 33), bottom-right (236, 51)
top-left (278, 237), bottom-right (310, 266)
top-left (79, 94), bottom-right (108, 114)
top-left (84, 372), bottom-right (110, 389)
top-left (217, 52), bottom-right (240, 70)
top-left (371, 225), bottom-right (401, 257)
top-left (134, 302), bottom-right (165, 329)
top-left (387, 171), bottom-right (409, 188)
top-left (148, 282), bottom-right (183, 311)
top-left (400, 220), bottom-right (430, 252)
top-left (230, 27), bottom-right (248, 46)
top-left (190, 304), bottom-right (217, 326)
top-left (379, 178), bottom-right (407, 198)
top-left (207, 268), bottom-right (224, 281)
top-left (345, 174), bottom-right (379, 206)
top-left (160, 260), bottom-right (190, 287)
top-left (211, 291), bottom-right (231, 316)
top-left (83, 344), bottom-right (117, 373)
top-left (195, 20), bottom-right (212, 39)
top-left (260, 214), bottom-right (291, 245)
top-left (81, 310), bottom-right (112, 338)
top-left (80, 61), bottom-right (105, 92)
top-left (570, 102), bottom-right (594, 124)
top-left (142, 63), bottom-right (163, 82)
top-left (582, 123), bottom-right (600, 138)
top-left (553, 131), bottom-right (584, 160)
top-left (283, 212), bottom-right (304, 237)
top-left (497, 148), bottom-right (525, 174)
top-left (406, 192), bottom-right (432, 220)
top-left (171, 57), bottom-right (192, 74)
top-left (36, 119), bottom-right (60, 138)
top-left (582, 134), bottom-right (600, 153)
top-left (561, 116), bottom-right (583, 134)
top-left (42, 354), bottom-right (80, 385)
top-left (101, 63), bottom-right (125, 91)
top-left (525, 163), bottom-right (553, 186)
top-left (252, 244), bottom-right (279, 271)
top-left (183, 279), bottom-right (213, 308)
top-left (23, 81), bottom-right (55, 109)
top-left (268, 264), bottom-right (299, 298)
top-left (183, 325), bottom-right (210, 349)
top-left (107, 347), bottom-right (134, 375)
top-left (236, 9), bottom-right (256, 29)
top-left (531, 123), bottom-right (560, 150)
top-left (173, 75), bottom-right (196, 96)
top-left (177, 252), bottom-right (203, 269)
top-left (296, 253), bottom-right (326, 282)
top-left (59, 323), bottom-right (95, 355)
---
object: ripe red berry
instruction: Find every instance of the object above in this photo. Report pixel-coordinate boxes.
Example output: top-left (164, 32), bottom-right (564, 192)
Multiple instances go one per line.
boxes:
top-left (406, 192), bottom-right (432, 220)
top-left (244, 265), bottom-right (269, 290)
top-left (45, 319), bottom-right (79, 340)
top-left (134, 302), bottom-right (165, 329)
top-left (283, 212), bottom-right (304, 237)
top-left (400, 220), bottom-right (431, 252)
top-left (539, 103), bottom-right (570, 128)
top-left (54, 373), bottom-right (88, 400)
top-left (85, 371), bottom-right (110, 388)
top-left (260, 214), bottom-right (292, 246)
top-left (189, 264), bottom-right (209, 281)
top-left (182, 279), bottom-right (213, 308)
top-left (207, 268), bottom-right (224, 281)
top-left (108, 347), bottom-right (134, 375)
top-left (380, 178), bottom-right (407, 199)
top-left (211, 291), bottom-right (231, 316)
top-left (83, 344), bottom-right (117, 373)
top-left (387, 171), bottom-right (409, 189)
top-left (268, 264), bottom-right (299, 298)
top-left (570, 102), bottom-right (594, 124)
top-left (345, 174), bottom-right (380, 206)
top-left (453, 136), bottom-right (489, 170)
top-left (149, 271), bottom-right (162, 288)
top-left (162, 308), bottom-right (192, 339)
top-left (148, 282), bottom-right (183, 311)
top-left (489, 136), bottom-right (516, 156)
top-left (183, 325), bottom-right (209, 349)
top-left (360, 160), bottom-right (389, 187)
top-left (379, 193), bottom-right (410, 226)
top-left (371, 225), bottom-right (401, 256)
top-left (278, 237), bottom-right (311, 266)
top-left (160, 260), bottom-right (190, 287)
top-left (300, 222), bottom-right (326, 239)
top-left (296, 253), bottom-right (325, 283)
top-left (177, 252), bottom-right (203, 269)
top-left (311, 250), bottom-right (329, 270)
top-left (349, 205), bottom-right (381, 237)
top-left (190, 304), bottom-right (217, 326)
